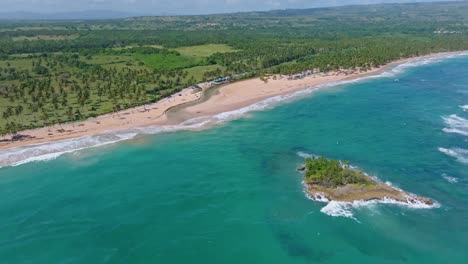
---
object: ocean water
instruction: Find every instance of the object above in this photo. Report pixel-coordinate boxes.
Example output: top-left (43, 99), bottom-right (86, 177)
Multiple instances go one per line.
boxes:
top-left (0, 54), bottom-right (467, 263)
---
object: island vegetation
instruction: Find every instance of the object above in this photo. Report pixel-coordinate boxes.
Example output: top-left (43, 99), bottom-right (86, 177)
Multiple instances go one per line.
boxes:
top-left (300, 157), bottom-right (433, 205)
top-left (1, 1), bottom-right (468, 136)
top-left (304, 157), bottom-right (373, 188)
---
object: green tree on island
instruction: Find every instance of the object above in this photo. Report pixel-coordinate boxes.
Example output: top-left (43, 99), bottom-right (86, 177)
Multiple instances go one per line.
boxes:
top-left (304, 157), bottom-right (373, 188)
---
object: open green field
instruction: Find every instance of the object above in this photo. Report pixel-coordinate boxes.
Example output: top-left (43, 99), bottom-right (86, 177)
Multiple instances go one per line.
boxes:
top-left (12, 34), bottom-right (79, 41)
top-left (0, 58), bottom-right (34, 70)
top-left (132, 52), bottom-right (201, 70)
top-left (112, 45), bottom-right (164, 51)
top-left (174, 44), bottom-right (237, 58)
top-left (185, 65), bottom-right (226, 81)
top-left (83, 54), bottom-right (148, 70)
top-left (130, 44), bottom-right (236, 70)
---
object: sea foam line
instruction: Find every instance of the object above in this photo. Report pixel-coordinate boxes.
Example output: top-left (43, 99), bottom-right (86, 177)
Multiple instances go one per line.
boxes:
top-left (303, 184), bottom-right (439, 220)
top-left (442, 173), bottom-right (459, 184)
top-left (320, 197), bottom-right (439, 220)
top-left (0, 121), bottom-right (210, 168)
top-left (1, 51), bottom-right (468, 169)
top-left (439, 147), bottom-right (468, 164)
top-left (442, 114), bottom-right (468, 137)
top-left (296, 151), bottom-right (320, 159)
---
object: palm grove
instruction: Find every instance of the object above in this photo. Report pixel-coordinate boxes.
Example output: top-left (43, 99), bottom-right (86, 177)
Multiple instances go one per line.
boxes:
top-left (1, 1), bottom-right (468, 136)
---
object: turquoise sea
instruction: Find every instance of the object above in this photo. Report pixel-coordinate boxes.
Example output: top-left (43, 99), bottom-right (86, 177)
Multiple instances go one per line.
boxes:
top-left (0, 54), bottom-right (467, 263)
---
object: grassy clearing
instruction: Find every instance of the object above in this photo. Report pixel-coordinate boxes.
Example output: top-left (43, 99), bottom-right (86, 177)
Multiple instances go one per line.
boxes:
top-left (81, 55), bottom-right (148, 70)
top-left (129, 44), bottom-right (236, 71)
top-left (1, 26), bottom-right (69, 32)
top-left (84, 54), bottom-right (137, 65)
top-left (174, 44), bottom-right (237, 58)
top-left (0, 58), bottom-right (34, 70)
top-left (133, 53), bottom-right (201, 70)
top-left (115, 44), bottom-right (236, 70)
top-left (112, 45), bottom-right (164, 51)
top-left (184, 65), bottom-right (225, 80)
top-left (12, 34), bottom-right (79, 41)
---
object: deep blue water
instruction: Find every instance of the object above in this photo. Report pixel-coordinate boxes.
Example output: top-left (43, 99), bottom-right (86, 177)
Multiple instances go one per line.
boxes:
top-left (0, 54), bottom-right (467, 263)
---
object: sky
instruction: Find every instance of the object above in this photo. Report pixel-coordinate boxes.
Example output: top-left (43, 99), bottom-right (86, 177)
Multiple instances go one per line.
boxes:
top-left (0, 0), bottom-right (454, 15)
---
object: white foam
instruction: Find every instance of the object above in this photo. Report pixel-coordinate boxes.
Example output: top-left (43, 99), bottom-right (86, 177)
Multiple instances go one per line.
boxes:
top-left (442, 114), bottom-right (468, 137)
top-left (307, 190), bottom-right (439, 220)
top-left (442, 173), bottom-right (459, 183)
top-left (391, 52), bottom-right (468, 75)
top-left (208, 84), bottom-right (334, 123)
top-left (460, 105), bottom-right (468, 111)
top-left (0, 133), bottom-right (138, 168)
top-left (296, 151), bottom-right (320, 159)
top-left (321, 197), bottom-right (438, 219)
top-left (443, 128), bottom-right (468, 137)
top-left (439, 147), bottom-right (468, 164)
top-left (0, 121), bottom-right (210, 168)
top-left (321, 201), bottom-right (356, 219)
top-left (2, 51), bottom-right (468, 169)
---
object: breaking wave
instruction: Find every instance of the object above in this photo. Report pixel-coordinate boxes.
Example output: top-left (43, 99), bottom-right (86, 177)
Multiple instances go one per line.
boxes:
top-left (439, 147), bottom-right (468, 164)
top-left (304, 188), bottom-right (440, 222)
top-left (303, 187), bottom-right (439, 220)
top-left (1, 51), bottom-right (468, 169)
top-left (442, 173), bottom-right (459, 183)
top-left (442, 114), bottom-right (468, 137)
top-left (318, 197), bottom-right (438, 220)
top-left (461, 105), bottom-right (468, 111)
top-left (296, 151), bottom-right (320, 159)
top-left (0, 120), bottom-right (210, 168)
top-left (385, 51), bottom-right (468, 76)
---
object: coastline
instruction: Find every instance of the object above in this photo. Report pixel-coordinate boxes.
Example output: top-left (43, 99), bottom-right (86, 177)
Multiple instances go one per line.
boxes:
top-left (0, 51), bottom-right (466, 155)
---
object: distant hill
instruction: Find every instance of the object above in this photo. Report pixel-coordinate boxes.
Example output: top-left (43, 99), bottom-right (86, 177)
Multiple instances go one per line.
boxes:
top-left (0, 10), bottom-right (146, 21)
top-left (0, 1), bottom-right (459, 20)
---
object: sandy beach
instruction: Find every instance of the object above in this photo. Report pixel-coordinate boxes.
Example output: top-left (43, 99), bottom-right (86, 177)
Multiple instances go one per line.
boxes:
top-left (0, 52), bottom-right (462, 151)
top-left (0, 88), bottom-right (203, 150)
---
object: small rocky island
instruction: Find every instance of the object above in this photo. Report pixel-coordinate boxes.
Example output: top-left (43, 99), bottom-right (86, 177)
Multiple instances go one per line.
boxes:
top-left (298, 157), bottom-right (434, 205)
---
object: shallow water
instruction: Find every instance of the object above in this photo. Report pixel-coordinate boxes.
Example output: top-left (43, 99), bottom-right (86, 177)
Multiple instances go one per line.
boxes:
top-left (0, 54), bottom-right (467, 263)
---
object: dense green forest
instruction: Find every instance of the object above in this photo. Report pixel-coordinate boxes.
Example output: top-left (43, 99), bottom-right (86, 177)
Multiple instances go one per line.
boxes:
top-left (304, 157), bottom-right (373, 188)
top-left (1, 1), bottom-right (468, 135)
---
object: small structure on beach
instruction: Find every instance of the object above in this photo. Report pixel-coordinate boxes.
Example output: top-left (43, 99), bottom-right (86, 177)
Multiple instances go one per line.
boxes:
top-left (211, 76), bottom-right (231, 84)
top-left (288, 70), bottom-right (313, 80)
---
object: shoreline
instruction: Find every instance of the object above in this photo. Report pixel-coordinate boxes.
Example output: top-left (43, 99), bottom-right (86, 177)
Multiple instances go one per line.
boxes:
top-left (0, 51), bottom-right (466, 153)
